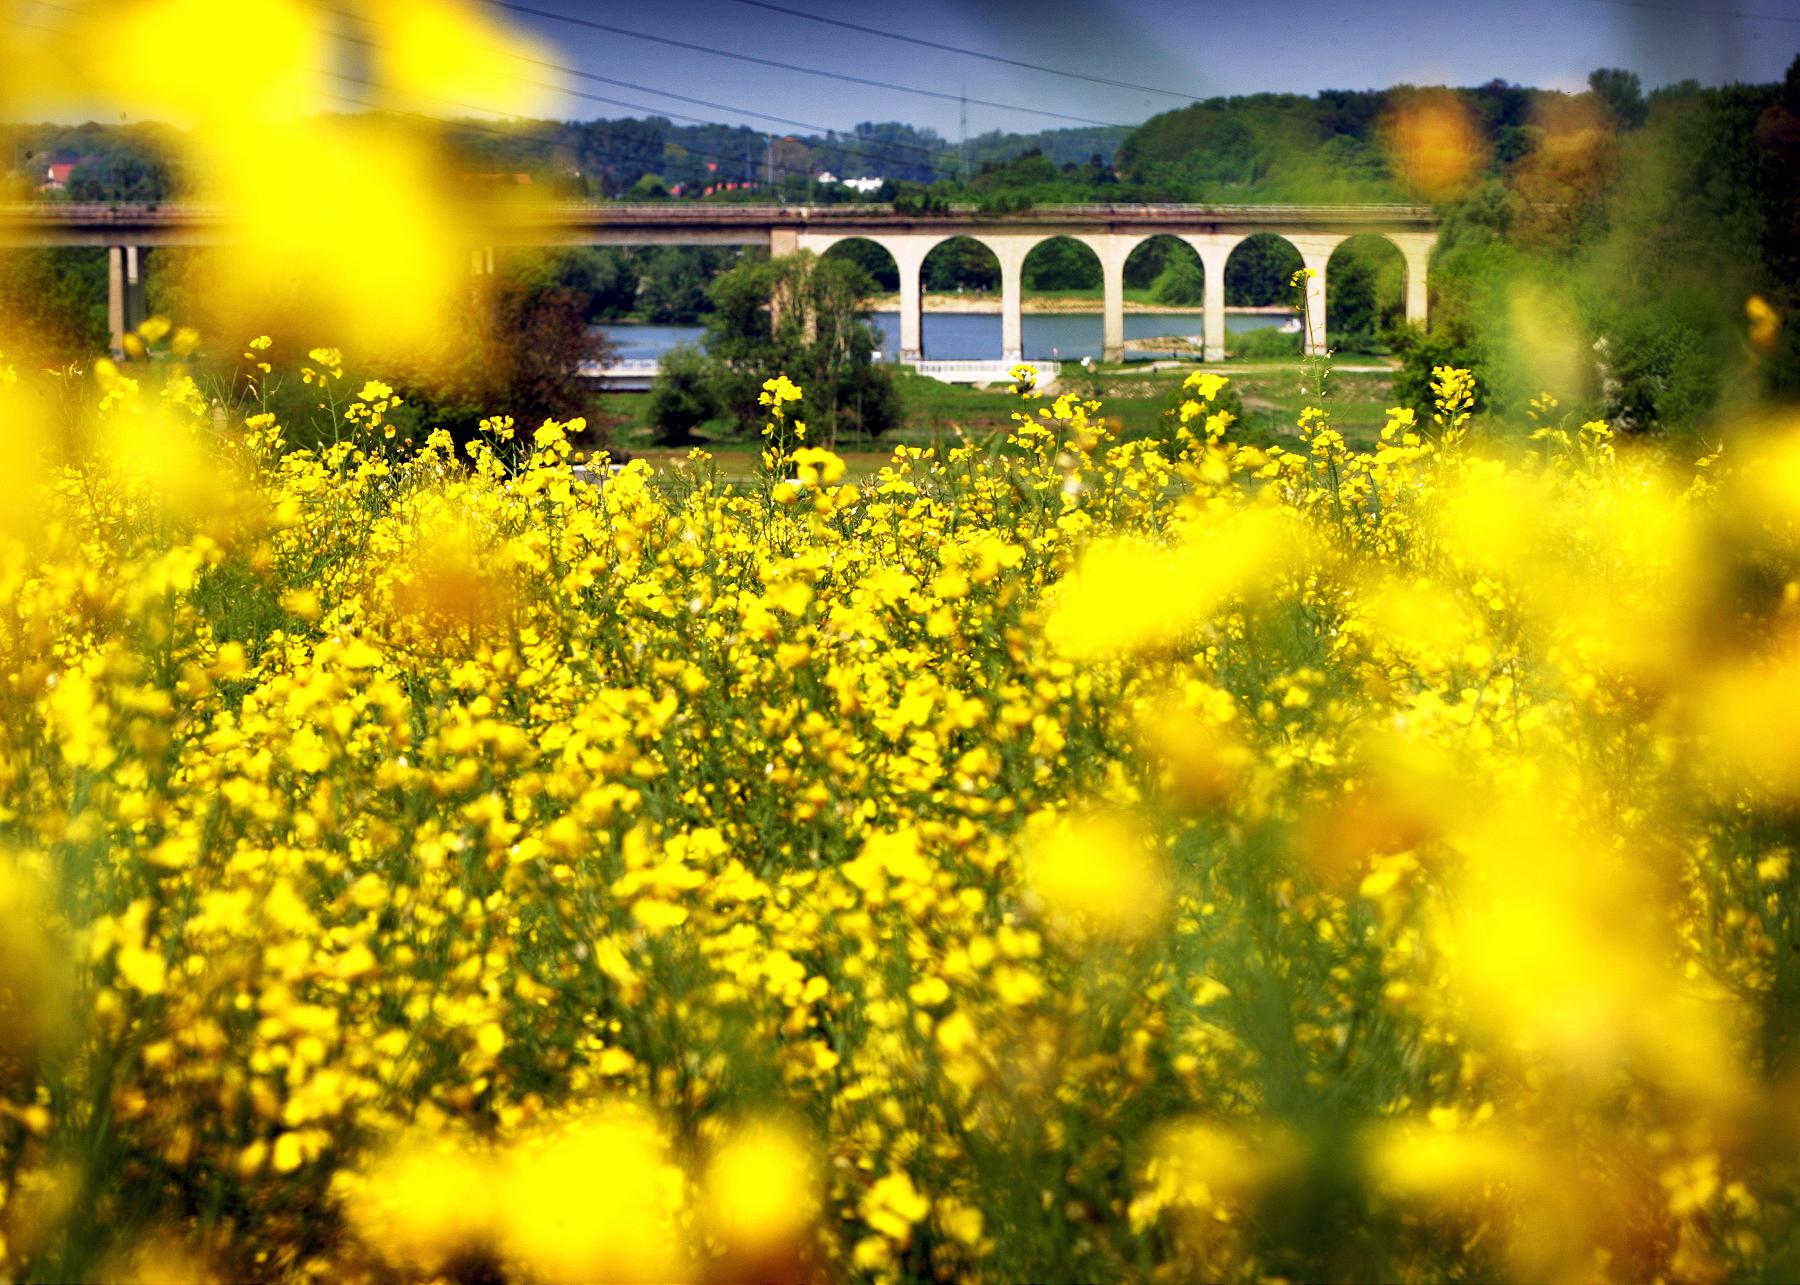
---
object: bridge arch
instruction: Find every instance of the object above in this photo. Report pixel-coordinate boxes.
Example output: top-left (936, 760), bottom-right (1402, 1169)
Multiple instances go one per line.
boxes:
top-left (1230, 231), bottom-right (1368, 356)
top-left (795, 230), bottom-right (952, 362)
top-left (1021, 235), bottom-right (1101, 294)
top-left (1019, 236), bottom-right (1103, 359)
top-left (921, 235), bottom-right (1004, 359)
top-left (1125, 235), bottom-right (1205, 305)
top-left (1224, 232), bottom-right (1304, 307)
top-left (1326, 233), bottom-right (1407, 353)
top-left (819, 236), bottom-right (899, 293)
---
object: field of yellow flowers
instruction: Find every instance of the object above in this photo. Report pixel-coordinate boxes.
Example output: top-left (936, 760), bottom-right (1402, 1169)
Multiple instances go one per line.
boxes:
top-left (3, 339), bottom-right (1800, 1283)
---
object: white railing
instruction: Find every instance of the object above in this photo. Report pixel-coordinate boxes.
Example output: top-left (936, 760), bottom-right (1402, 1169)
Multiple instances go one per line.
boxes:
top-left (578, 358), bottom-right (662, 377)
top-left (911, 359), bottom-right (1061, 386)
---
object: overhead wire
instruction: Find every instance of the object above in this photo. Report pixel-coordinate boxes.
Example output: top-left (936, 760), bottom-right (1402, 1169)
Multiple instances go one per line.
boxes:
top-left (715, 0), bottom-right (1199, 102)
top-left (327, 71), bottom-right (933, 185)
top-left (489, 1), bottom-right (1133, 128)
top-left (323, 13), bottom-right (951, 172)
top-left (1582, 0), bottom-right (1800, 22)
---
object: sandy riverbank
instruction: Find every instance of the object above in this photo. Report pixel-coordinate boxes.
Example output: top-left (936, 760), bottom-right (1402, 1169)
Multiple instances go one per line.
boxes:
top-left (860, 295), bottom-right (1295, 316)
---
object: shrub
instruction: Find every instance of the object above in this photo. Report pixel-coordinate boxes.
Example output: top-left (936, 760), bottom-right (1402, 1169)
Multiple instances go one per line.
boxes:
top-left (646, 343), bottom-right (720, 444)
top-left (1228, 325), bottom-right (1302, 359)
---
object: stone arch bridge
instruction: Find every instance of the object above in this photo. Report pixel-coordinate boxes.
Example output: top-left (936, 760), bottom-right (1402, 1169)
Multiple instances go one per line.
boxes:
top-left (0, 202), bottom-right (1440, 363)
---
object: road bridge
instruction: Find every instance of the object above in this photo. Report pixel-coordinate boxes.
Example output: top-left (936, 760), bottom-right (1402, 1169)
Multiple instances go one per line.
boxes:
top-left (0, 201), bottom-right (1440, 364)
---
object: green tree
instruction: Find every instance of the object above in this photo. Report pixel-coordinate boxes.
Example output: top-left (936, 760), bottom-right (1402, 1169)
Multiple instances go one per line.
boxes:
top-left (1022, 238), bottom-right (1099, 292)
top-left (922, 237), bottom-right (999, 293)
top-left (702, 251), bottom-right (898, 444)
top-left (1150, 252), bottom-right (1204, 306)
top-left (0, 248), bottom-right (108, 362)
top-left (1589, 68), bottom-right (1648, 129)
top-left (1225, 234), bottom-right (1302, 307)
top-left (635, 247), bottom-right (716, 324)
top-left (822, 239), bottom-right (899, 293)
top-left (1325, 237), bottom-right (1406, 349)
top-left (511, 248), bottom-right (639, 322)
top-left (646, 343), bottom-right (720, 444)
top-left (397, 277), bottom-right (614, 448)
top-left (1124, 237), bottom-right (1176, 290)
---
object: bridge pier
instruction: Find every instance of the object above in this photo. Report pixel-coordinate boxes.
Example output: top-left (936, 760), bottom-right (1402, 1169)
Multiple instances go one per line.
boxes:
top-left (1080, 234), bottom-right (1134, 365)
top-left (1395, 232), bottom-right (1436, 328)
top-left (999, 256), bottom-right (1023, 365)
top-left (1179, 237), bottom-right (1235, 364)
top-left (976, 235), bottom-right (1038, 365)
top-left (1283, 234), bottom-right (1345, 357)
top-left (892, 239), bottom-right (931, 364)
top-left (107, 246), bottom-right (146, 355)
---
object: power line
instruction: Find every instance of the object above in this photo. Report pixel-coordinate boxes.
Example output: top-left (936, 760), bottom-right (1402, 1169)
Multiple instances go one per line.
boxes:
top-left (329, 25), bottom-right (948, 179)
top-left (15, 1), bottom-right (991, 177)
top-left (329, 70), bottom-right (936, 187)
top-left (326, 13), bottom-right (950, 172)
top-left (532, 78), bottom-right (944, 172)
top-left (717, 0), bottom-right (1200, 102)
top-left (511, 60), bottom-right (944, 160)
top-left (490, 1), bottom-right (1134, 128)
top-left (328, 81), bottom-right (770, 182)
top-left (499, 75), bottom-right (942, 174)
top-left (1584, 0), bottom-right (1800, 21)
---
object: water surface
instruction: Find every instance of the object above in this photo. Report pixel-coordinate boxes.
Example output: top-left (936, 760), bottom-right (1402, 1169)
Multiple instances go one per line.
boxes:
top-left (599, 310), bottom-right (1296, 363)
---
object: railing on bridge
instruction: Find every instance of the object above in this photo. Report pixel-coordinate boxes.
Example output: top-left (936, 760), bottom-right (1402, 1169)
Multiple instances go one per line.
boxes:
top-left (512, 201), bottom-right (1440, 225)
top-left (0, 200), bottom-right (1439, 224)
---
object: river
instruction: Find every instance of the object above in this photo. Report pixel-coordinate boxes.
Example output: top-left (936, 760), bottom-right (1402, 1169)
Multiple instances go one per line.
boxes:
top-left (599, 310), bottom-right (1297, 364)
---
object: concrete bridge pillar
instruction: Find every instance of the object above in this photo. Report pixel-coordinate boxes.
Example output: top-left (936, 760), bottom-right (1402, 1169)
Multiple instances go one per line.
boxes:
top-left (975, 235), bottom-right (1037, 365)
top-left (1393, 231), bottom-right (1437, 328)
top-left (1286, 233), bottom-right (1346, 357)
top-left (1101, 257), bottom-right (1125, 363)
top-left (1181, 236), bottom-right (1239, 364)
top-left (890, 238), bottom-right (935, 364)
top-left (107, 245), bottom-right (145, 355)
top-left (1000, 257), bottom-right (1023, 364)
top-left (1076, 234), bottom-right (1137, 365)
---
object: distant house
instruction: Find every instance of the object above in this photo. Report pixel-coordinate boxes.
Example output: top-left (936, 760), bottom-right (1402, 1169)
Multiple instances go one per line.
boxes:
top-left (816, 171), bottom-right (839, 185)
top-left (40, 161), bottom-right (78, 193)
top-left (843, 176), bottom-right (884, 194)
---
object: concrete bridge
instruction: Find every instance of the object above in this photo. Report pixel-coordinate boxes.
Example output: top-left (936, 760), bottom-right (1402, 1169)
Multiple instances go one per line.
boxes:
top-left (0, 201), bottom-right (1441, 364)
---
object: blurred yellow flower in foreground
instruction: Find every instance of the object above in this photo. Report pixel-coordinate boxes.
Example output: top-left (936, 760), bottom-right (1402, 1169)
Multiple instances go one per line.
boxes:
top-left (1025, 811), bottom-right (1171, 945)
top-left (1047, 504), bottom-right (1302, 658)
top-left (499, 1109), bottom-right (689, 1283)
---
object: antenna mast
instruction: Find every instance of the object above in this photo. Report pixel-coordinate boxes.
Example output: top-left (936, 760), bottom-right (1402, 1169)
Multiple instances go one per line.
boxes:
top-left (960, 82), bottom-right (970, 182)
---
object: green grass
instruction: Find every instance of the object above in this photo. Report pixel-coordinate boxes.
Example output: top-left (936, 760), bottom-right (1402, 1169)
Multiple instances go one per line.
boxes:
top-left (590, 358), bottom-right (1400, 464)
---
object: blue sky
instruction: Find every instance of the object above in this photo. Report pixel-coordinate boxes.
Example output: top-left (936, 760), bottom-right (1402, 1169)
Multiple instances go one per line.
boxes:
top-left (503, 0), bottom-right (1800, 138)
